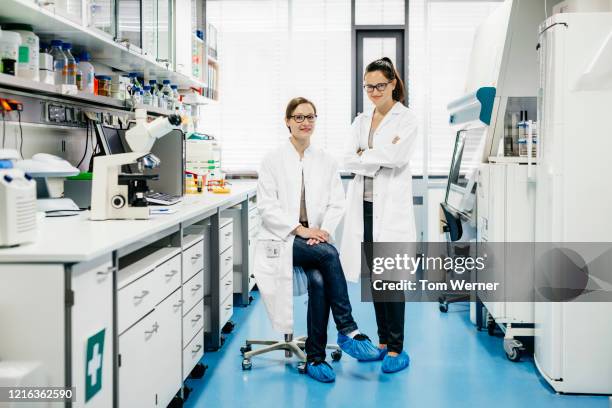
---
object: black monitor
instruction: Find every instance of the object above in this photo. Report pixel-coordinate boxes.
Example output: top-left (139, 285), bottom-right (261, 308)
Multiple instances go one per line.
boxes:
top-left (93, 123), bottom-right (133, 173)
top-left (94, 123), bottom-right (127, 156)
top-left (103, 126), bottom-right (127, 155)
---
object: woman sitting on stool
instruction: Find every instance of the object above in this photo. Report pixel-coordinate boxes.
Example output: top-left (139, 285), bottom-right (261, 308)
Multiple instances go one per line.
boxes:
top-left (253, 97), bottom-right (380, 383)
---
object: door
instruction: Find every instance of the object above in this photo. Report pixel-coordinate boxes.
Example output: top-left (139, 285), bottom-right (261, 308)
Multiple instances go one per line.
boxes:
top-left (71, 257), bottom-right (114, 407)
top-left (355, 30), bottom-right (404, 116)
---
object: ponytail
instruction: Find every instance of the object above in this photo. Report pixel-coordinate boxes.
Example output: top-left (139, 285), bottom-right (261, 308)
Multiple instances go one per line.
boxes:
top-left (365, 57), bottom-right (406, 104)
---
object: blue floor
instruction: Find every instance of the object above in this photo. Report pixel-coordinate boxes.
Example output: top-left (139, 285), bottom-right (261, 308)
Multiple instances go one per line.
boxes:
top-left (184, 283), bottom-right (608, 408)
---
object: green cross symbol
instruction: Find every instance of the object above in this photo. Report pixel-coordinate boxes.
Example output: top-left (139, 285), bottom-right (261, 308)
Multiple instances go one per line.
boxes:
top-left (85, 329), bottom-right (105, 402)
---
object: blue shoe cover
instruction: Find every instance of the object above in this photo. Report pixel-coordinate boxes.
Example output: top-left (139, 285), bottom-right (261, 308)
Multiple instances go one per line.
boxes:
top-left (376, 347), bottom-right (388, 361)
top-left (381, 351), bottom-right (410, 373)
top-left (337, 333), bottom-right (380, 361)
top-left (306, 360), bottom-right (335, 383)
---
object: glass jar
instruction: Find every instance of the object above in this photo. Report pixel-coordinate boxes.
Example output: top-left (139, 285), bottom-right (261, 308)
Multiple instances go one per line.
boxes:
top-left (96, 75), bottom-right (111, 96)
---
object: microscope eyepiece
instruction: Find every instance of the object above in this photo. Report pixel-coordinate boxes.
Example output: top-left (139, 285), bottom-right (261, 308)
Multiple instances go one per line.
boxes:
top-left (168, 114), bottom-right (182, 126)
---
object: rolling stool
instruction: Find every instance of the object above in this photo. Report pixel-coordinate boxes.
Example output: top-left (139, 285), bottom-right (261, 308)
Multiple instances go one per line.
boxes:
top-left (240, 267), bottom-right (342, 372)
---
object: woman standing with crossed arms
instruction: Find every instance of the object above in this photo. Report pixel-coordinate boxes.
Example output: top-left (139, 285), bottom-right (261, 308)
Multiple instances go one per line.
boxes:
top-left (340, 57), bottom-right (418, 374)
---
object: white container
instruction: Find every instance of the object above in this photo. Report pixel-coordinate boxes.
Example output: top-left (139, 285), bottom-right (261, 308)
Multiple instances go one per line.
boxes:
top-left (0, 30), bottom-right (22, 76)
top-left (3, 24), bottom-right (39, 81)
top-left (39, 52), bottom-right (54, 85)
top-left (77, 52), bottom-right (95, 93)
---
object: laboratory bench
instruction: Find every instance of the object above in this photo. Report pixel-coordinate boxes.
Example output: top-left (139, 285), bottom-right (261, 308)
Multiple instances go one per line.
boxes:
top-left (0, 181), bottom-right (258, 408)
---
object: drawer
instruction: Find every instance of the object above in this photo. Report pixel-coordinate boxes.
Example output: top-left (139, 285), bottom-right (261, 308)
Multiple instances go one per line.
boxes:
top-left (183, 299), bottom-right (204, 348)
top-left (118, 269), bottom-right (158, 334)
top-left (183, 271), bottom-right (204, 316)
top-left (248, 208), bottom-right (259, 231)
top-left (220, 294), bottom-right (233, 329)
top-left (219, 221), bottom-right (233, 253)
top-left (156, 254), bottom-right (181, 298)
top-left (220, 272), bottom-right (233, 302)
top-left (220, 246), bottom-right (233, 278)
top-left (183, 329), bottom-right (204, 379)
top-left (183, 240), bottom-right (204, 284)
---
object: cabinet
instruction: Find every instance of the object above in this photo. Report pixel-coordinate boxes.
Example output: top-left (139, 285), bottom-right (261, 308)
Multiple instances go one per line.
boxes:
top-left (174, 0), bottom-right (193, 75)
top-left (70, 256), bottom-right (114, 407)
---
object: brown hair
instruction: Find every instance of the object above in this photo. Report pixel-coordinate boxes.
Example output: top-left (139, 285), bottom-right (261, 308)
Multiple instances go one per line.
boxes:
top-left (365, 57), bottom-right (406, 104)
top-left (285, 97), bottom-right (317, 120)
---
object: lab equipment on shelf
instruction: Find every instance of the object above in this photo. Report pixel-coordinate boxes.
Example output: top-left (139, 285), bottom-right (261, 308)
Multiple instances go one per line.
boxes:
top-left (143, 85), bottom-right (153, 105)
top-left (78, 52), bottom-right (95, 93)
top-left (96, 75), bottom-right (111, 96)
top-left (39, 51), bottom-right (53, 84)
top-left (0, 149), bottom-right (37, 247)
top-left (185, 132), bottom-right (223, 190)
top-left (0, 29), bottom-right (21, 76)
top-left (3, 24), bottom-right (38, 81)
top-left (160, 79), bottom-right (172, 110)
top-left (49, 40), bottom-right (66, 86)
top-left (61, 42), bottom-right (77, 86)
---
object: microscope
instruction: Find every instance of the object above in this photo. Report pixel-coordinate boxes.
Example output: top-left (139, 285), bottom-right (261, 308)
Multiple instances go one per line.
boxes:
top-left (90, 109), bottom-right (181, 221)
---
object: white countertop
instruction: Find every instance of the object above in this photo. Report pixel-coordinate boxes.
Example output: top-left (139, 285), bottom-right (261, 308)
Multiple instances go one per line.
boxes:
top-left (0, 182), bottom-right (257, 264)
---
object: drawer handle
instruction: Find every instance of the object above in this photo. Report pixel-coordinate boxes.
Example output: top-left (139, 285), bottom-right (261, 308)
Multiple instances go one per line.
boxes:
top-left (145, 322), bottom-right (159, 335)
top-left (225, 305), bottom-right (231, 310)
top-left (191, 314), bottom-right (202, 323)
top-left (165, 270), bottom-right (179, 278)
top-left (191, 284), bottom-right (202, 292)
top-left (225, 256), bottom-right (231, 262)
top-left (173, 300), bottom-right (184, 308)
top-left (191, 254), bottom-right (202, 263)
top-left (97, 265), bottom-right (115, 276)
top-left (225, 282), bottom-right (231, 286)
top-left (224, 232), bottom-right (231, 237)
top-left (192, 344), bottom-right (202, 354)
top-left (134, 290), bottom-right (150, 301)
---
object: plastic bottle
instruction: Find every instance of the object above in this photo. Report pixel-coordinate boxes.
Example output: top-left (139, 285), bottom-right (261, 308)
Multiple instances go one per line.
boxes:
top-left (161, 80), bottom-right (172, 110)
top-left (132, 86), bottom-right (143, 105)
top-left (4, 24), bottom-right (39, 81)
top-left (78, 52), bottom-right (95, 94)
top-left (127, 72), bottom-right (141, 96)
top-left (61, 42), bottom-right (77, 85)
top-left (171, 84), bottom-right (181, 110)
top-left (149, 79), bottom-right (159, 107)
top-left (49, 40), bottom-right (66, 85)
top-left (0, 30), bottom-right (21, 76)
top-left (75, 57), bottom-right (83, 90)
top-left (142, 85), bottom-right (153, 106)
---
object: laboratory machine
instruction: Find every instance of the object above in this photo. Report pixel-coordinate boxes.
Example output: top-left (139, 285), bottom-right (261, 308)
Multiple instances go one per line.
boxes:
top-left (0, 148), bottom-right (37, 247)
top-left (534, 8), bottom-right (612, 394)
top-left (444, 0), bottom-right (547, 361)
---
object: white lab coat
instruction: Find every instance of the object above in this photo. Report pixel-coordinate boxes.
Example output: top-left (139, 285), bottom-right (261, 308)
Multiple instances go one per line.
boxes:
top-left (340, 102), bottom-right (419, 282)
top-left (253, 140), bottom-right (345, 334)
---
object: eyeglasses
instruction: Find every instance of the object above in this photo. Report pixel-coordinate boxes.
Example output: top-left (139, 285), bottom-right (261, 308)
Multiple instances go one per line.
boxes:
top-left (364, 81), bottom-right (391, 93)
top-left (290, 114), bottom-right (317, 123)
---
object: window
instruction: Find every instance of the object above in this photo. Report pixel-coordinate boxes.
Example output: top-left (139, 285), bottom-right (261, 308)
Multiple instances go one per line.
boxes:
top-left (408, 0), bottom-right (502, 176)
top-left (355, 0), bottom-right (405, 25)
top-left (207, 0), bottom-right (501, 174)
top-left (207, 0), bottom-right (350, 173)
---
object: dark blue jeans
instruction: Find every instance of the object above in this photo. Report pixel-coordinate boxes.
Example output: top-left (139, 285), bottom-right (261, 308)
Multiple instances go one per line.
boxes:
top-left (293, 236), bottom-right (358, 361)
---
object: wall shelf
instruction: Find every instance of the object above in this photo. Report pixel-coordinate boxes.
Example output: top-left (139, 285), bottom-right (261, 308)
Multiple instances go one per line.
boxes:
top-left (0, 0), bottom-right (206, 90)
